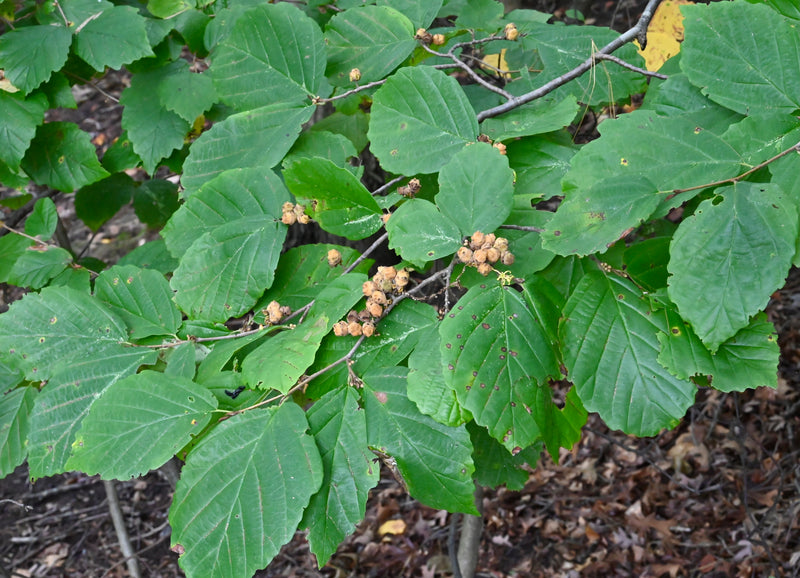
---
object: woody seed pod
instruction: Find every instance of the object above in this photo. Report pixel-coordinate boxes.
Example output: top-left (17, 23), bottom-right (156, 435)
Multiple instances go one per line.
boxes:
top-left (370, 290), bottom-right (388, 305)
top-left (367, 300), bottom-right (383, 318)
top-left (501, 251), bottom-right (515, 265)
top-left (327, 249), bottom-right (342, 267)
top-left (473, 248), bottom-right (488, 264)
top-left (486, 247), bottom-right (501, 263)
top-left (415, 28), bottom-right (433, 43)
top-left (362, 321), bottom-right (375, 337)
top-left (378, 266), bottom-right (397, 281)
top-left (333, 321), bottom-right (350, 336)
top-left (470, 231), bottom-right (486, 249)
top-left (406, 178), bottom-right (421, 194)
top-left (394, 269), bottom-right (409, 288)
top-left (457, 246), bottom-right (474, 263)
top-left (477, 134), bottom-right (492, 143)
top-left (280, 305), bottom-right (292, 316)
top-left (297, 213), bottom-right (310, 224)
top-left (493, 237), bottom-right (509, 252)
top-left (282, 202), bottom-right (295, 212)
top-left (363, 280), bottom-right (379, 297)
top-left (477, 262), bottom-right (493, 276)
top-left (484, 233), bottom-right (496, 247)
top-left (432, 33), bottom-right (446, 46)
top-left (266, 301), bottom-right (283, 324)
top-left (347, 310), bottom-right (360, 323)
top-left (349, 68), bottom-right (361, 82)
top-left (381, 213), bottom-right (391, 224)
top-left (493, 142), bottom-right (507, 155)
top-left (504, 23), bottom-right (519, 41)
top-left (358, 309), bottom-right (372, 322)
top-left (281, 211), bottom-right (297, 225)
top-left (348, 321), bottom-right (363, 337)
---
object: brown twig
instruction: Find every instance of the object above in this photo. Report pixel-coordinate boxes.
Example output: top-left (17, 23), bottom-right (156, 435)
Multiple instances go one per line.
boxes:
top-left (313, 79), bottom-right (387, 104)
top-left (104, 480), bottom-right (141, 578)
top-left (592, 53), bottom-right (666, 80)
top-left (477, 0), bottom-right (664, 121)
top-left (422, 43), bottom-right (513, 100)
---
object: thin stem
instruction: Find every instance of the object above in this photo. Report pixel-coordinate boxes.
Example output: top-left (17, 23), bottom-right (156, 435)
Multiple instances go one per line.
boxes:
top-left (592, 53), bottom-right (666, 80)
top-left (669, 140), bottom-right (800, 198)
top-left (499, 224), bottom-right (544, 233)
top-left (52, 0), bottom-right (70, 27)
top-left (477, 0), bottom-right (664, 121)
top-left (371, 175), bottom-right (404, 197)
top-left (62, 71), bottom-right (120, 103)
top-left (422, 44), bottom-right (513, 101)
top-left (314, 79), bottom-right (386, 104)
top-left (1, 224), bottom-right (52, 247)
top-left (343, 232), bottom-right (388, 275)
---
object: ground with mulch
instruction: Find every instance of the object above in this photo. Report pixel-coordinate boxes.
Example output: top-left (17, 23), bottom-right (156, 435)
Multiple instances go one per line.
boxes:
top-left (2, 1), bottom-right (798, 576)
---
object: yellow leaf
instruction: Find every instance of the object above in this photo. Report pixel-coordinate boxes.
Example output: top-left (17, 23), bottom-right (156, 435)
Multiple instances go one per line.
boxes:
top-left (378, 518), bottom-right (407, 536)
top-left (480, 49), bottom-right (512, 79)
top-left (635, 0), bottom-right (694, 72)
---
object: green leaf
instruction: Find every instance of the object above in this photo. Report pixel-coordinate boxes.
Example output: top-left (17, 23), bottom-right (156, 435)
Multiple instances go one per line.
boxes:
top-left (73, 6), bottom-right (154, 71)
top-left (94, 265), bottom-right (182, 339)
top-left (525, 22), bottom-right (646, 105)
top-left (148, 0), bottom-right (192, 18)
top-left (407, 327), bottom-right (467, 427)
top-left (560, 270), bottom-right (696, 436)
top-left (164, 167), bottom-right (290, 256)
top-left (158, 73), bottom-right (217, 125)
top-left (181, 103), bottom-right (313, 192)
top-left (0, 25), bottom-right (72, 93)
top-left (21, 122), bottom-right (109, 192)
top-left (667, 183), bottom-right (797, 351)
top-left (757, 0), bottom-right (800, 20)
top-left (284, 130), bottom-right (361, 176)
top-left (25, 197), bottom-right (58, 240)
top-left (386, 199), bottom-right (462, 262)
top-left (117, 239), bottom-right (179, 275)
top-left (324, 6), bottom-right (416, 87)
top-left (657, 307), bottom-right (778, 392)
top-left (28, 345), bottom-right (156, 478)
top-left (362, 367), bottom-right (478, 514)
top-left (369, 66), bottom-right (478, 174)
top-left (284, 157), bottom-right (382, 240)
top-left (75, 173), bottom-right (137, 232)
top-left (506, 132), bottom-right (577, 200)
top-left (242, 316), bottom-right (329, 392)
top-left (0, 387), bottom-right (37, 478)
top-left (310, 110), bottom-right (370, 152)
top-left (542, 174), bottom-right (662, 256)
top-left (165, 342), bottom-right (197, 379)
top-left (377, 0), bottom-right (442, 28)
top-left (0, 233), bottom-right (35, 282)
top-left (120, 64), bottom-right (192, 175)
top-left (480, 96), bottom-right (579, 142)
top-left (170, 403), bottom-right (323, 578)
top-left (681, 2), bottom-right (800, 115)
top-left (454, 0), bottom-right (503, 30)
top-left (0, 91), bottom-right (48, 169)
top-left (434, 142), bottom-right (514, 237)
top-left (171, 215), bottom-right (287, 322)
top-left (301, 387), bottom-right (379, 566)
top-left (66, 371), bottom-right (217, 479)
top-left (468, 421), bottom-right (540, 491)
top-left (133, 179), bottom-right (180, 228)
top-left (623, 236), bottom-right (672, 292)
top-left (8, 247), bottom-right (71, 289)
top-left (440, 282), bottom-right (564, 454)
top-left (256, 244), bottom-right (372, 312)
top-left (210, 3), bottom-right (326, 111)
top-left (101, 130), bottom-right (142, 173)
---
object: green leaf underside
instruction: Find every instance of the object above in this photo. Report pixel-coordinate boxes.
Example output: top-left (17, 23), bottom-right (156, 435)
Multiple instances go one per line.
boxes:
top-left (435, 142), bottom-right (515, 237)
top-left (73, 6), bottom-right (154, 71)
top-left (170, 215), bottom-right (287, 322)
top-left (66, 371), bottom-right (217, 479)
top-left (94, 265), bottom-right (182, 339)
top-left (0, 91), bottom-right (48, 169)
top-left (169, 404), bottom-right (323, 578)
top-left (480, 96), bottom-right (580, 142)
top-left (0, 25), bottom-right (72, 93)
top-left (668, 183), bottom-right (798, 352)
top-left (681, 2), bottom-right (800, 115)
top-left (284, 157), bottom-right (382, 240)
top-left (301, 387), bottom-right (379, 566)
top-left (0, 387), bottom-right (37, 478)
top-left (210, 3), bottom-right (326, 111)
top-left (369, 66), bottom-right (479, 174)
top-left (21, 122), bottom-right (109, 192)
top-left (657, 308), bottom-right (779, 392)
top-left (560, 270), bottom-right (696, 436)
top-left (325, 5), bottom-right (416, 87)
top-left (440, 283), bottom-right (563, 454)
top-left (180, 103), bottom-right (313, 193)
top-left (542, 174), bottom-right (662, 256)
top-left (363, 367), bottom-right (478, 514)
top-left (385, 199), bottom-right (462, 263)
top-left (164, 167), bottom-right (290, 256)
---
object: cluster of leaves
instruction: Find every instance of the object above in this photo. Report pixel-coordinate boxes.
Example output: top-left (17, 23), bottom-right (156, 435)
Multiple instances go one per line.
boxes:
top-left (1, 0), bottom-right (799, 575)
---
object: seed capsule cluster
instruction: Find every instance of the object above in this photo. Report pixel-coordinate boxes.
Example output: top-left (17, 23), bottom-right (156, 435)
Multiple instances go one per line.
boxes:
top-left (332, 266), bottom-right (410, 337)
top-left (456, 231), bottom-right (515, 276)
top-left (281, 202), bottom-right (310, 225)
top-left (263, 300), bottom-right (293, 325)
top-left (476, 134), bottom-right (507, 155)
top-left (397, 178), bottom-right (421, 198)
top-left (504, 22), bottom-right (519, 41)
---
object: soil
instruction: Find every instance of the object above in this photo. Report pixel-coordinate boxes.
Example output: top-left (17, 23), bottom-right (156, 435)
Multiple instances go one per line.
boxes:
top-left (2, 1), bottom-right (798, 577)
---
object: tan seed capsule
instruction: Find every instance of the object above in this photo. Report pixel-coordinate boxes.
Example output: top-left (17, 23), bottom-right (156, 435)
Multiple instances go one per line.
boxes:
top-left (493, 142), bottom-right (507, 155)
top-left (266, 300), bottom-right (283, 324)
top-left (349, 68), bottom-right (361, 82)
top-left (297, 213), bottom-right (310, 224)
top-left (358, 309), bottom-right (372, 322)
top-left (477, 134), bottom-right (492, 143)
top-left (367, 300), bottom-right (383, 318)
top-left (282, 201), bottom-right (295, 212)
top-left (487, 247), bottom-right (501, 263)
top-left (484, 233), bottom-right (496, 247)
top-left (348, 321), bottom-right (363, 336)
top-left (347, 310), bottom-right (360, 323)
top-left (280, 305), bottom-right (292, 316)
top-left (362, 321), bottom-right (375, 337)
top-left (333, 321), bottom-right (350, 336)
top-left (363, 280), bottom-right (379, 297)
top-left (432, 33), bottom-right (446, 45)
top-left (327, 249), bottom-right (342, 267)
top-left (477, 262), bottom-right (493, 276)
top-left (415, 28), bottom-right (433, 43)
top-left (378, 266), bottom-right (397, 281)
top-left (501, 251), bottom-right (515, 265)
top-left (504, 23), bottom-right (519, 41)
top-left (281, 211), bottom-right (297, 225)
top-left (471, 231), bottom-right (485, 249)
top-left (370, 291), bottom-right (388, 305)
top-left (381, 213), bottom-right (391, 224)
top-left (407, 178), bottom-right (421, 194)
top-left (457, 246), bottom-right (474, 263)
top-left (293, 204), bottom-right (306, 217)
top-left (473, 248), bottom-right (488, 263)
top-left (394, 269), bottom-right (409, 288)
top-left (493, 237), bottom-right (509, 252)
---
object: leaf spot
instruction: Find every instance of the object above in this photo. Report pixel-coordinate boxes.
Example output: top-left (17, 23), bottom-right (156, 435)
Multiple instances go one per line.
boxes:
top-left (499, 355), bottom-right (505, 360)
top-left (374, 391), bottom-right (388, 403)
top-left (126, 277), bottom-right (134, 284)
top-left (511, 446), bottom-right (521, 456)
top-left (472, 371), bottom-right (478, 377)
top-left (187, 396), bottom-right (195, 402)
top-left (482, 323), bottom-right (490, 329)
top-left (671, 327), bottom-right (680, 335)
top-left (510, 401), bottom-right (516, 407)
top-left (445, 343), bottom-right (452, 349)
top-left (494, 385), bottom-right (499, 391)
top-left (465, 385), bottom-right (471, 390)
top-left (510, 350), bottom-right (518, 357)
top-left (617, 294), bottom-right (624, 300)
top-left (448, 364), bottom-right (454, 370)
top-left (501, 347), bottom-right (507, 352)
top-left (38, 337), bottom-right (45, 343)
top-left (553, 230), bottom-right (561, 237)
top-left (479, 382), bottom-right (486, 388)
top-left (49, 317), bottom-right (57, 324)
top-left (456, 334), bottom-right (462, 339)
top-left (620, 158), bottom-right (628, 166)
